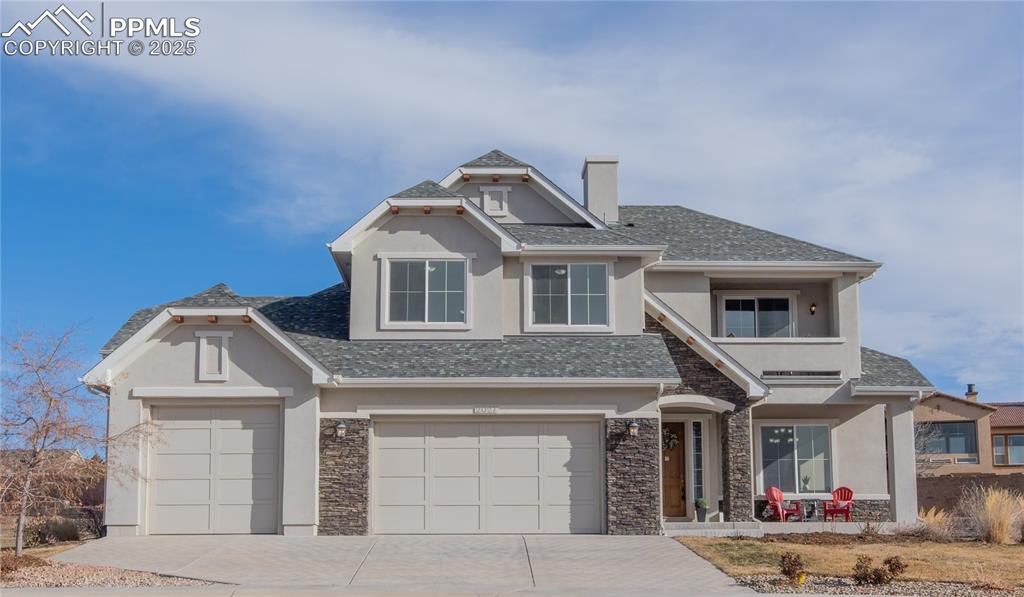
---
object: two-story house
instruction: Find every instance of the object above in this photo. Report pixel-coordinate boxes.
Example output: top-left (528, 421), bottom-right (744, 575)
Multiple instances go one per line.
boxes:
top-left (84, 150), bottom-right (931, 536)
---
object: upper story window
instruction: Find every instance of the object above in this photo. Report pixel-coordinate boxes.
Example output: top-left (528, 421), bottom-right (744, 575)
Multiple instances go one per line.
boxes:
top-left (385, 258), bottom-right (467, 326)
top-left (480, 186), bottom-right (509, 216)
top-left (918, 421), bottom-right (978, 454)
top-left (992, 434), bottom-right (1024, 465)
top-left (717, 292), bottom-right (796, 338)
top-left (527, 263), bottom-right (611, 331)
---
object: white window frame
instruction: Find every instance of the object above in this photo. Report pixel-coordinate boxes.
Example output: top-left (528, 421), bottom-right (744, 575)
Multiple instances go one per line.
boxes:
top-left (753, 419), bottom-right (838, 499)
top-left (523, 260), bottom-right (615, 333)
top-left (479, 185), bottom-right (510, 217)
top-left (195, 330), bottom-right (232, 382)
top-left (714, 290), bottom-right (799, 338)
top-left (378, 252), bottom-right (473, 330)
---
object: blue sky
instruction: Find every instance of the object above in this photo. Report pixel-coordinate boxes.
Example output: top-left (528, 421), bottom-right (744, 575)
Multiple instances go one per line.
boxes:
top-left (2, 2), bottom-right (1022, 402)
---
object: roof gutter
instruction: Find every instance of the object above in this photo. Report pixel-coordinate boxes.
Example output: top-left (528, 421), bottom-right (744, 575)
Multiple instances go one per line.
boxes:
top-left (326, 376), bottom-right (679, 389)
top-left (652, 260), bottom-right (883, 276)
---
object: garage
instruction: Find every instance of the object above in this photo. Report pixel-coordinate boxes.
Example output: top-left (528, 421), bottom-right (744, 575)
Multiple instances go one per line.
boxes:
top-left (149, 405), bottom-right (280, 534)
top-left (372, 420), bottom-right (602, 534)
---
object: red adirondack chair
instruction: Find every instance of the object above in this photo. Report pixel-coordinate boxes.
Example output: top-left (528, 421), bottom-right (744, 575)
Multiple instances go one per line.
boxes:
top-left (766, 486), bottom-right (801, 522)
top-left (823, 487), bottom-right (854, 522)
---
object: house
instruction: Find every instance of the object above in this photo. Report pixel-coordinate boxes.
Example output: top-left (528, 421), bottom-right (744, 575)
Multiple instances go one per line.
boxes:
top-left (915, 386), bottom-right (1024, 510)
top-left (83, 150), bottom-right (931, 536)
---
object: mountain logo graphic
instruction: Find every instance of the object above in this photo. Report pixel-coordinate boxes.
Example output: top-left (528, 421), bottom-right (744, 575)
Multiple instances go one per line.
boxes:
top-left (2, 4), bottom-right (95, 37)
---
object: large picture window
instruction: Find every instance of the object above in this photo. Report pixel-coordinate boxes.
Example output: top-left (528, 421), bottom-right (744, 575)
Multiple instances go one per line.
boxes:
top-left (759, 424), bottom-right (832, 493)
top-left (993, 434), bottom-right (1024, 466)
top-left (530, 263), bottom-right (608, 327)
top-left (388, 259), bottom-right (466, 324)
top-left (918, 421), bottom-right (978, 454)
top-left (719, 294), bottom-right (794, 338)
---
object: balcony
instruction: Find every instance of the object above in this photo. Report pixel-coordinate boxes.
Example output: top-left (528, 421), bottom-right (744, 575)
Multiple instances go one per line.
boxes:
top-left (711, 336), bottom-right (851, 381)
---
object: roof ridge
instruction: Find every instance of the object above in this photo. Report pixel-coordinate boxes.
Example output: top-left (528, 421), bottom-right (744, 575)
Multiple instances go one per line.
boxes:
top-left (391, 180), bottom-right (464, 199)
top-left (461, 149), bottom-right (530, 168)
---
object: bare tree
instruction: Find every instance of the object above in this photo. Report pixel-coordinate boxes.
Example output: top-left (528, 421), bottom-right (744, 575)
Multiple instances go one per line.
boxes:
top-left (2, 328), bottom-right (148, 555)
top-left (914, 420), bottom-right (946, 475)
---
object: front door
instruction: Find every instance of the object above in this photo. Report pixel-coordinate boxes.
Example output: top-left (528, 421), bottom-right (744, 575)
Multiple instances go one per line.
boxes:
top-left (661, 422), bottom-right (686, 517)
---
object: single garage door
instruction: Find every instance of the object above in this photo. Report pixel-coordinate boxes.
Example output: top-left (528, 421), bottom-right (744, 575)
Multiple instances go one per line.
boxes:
top-left (149, 405), bottom-right (280, 534)
top-left (373, 420), bottom-right (602, 534)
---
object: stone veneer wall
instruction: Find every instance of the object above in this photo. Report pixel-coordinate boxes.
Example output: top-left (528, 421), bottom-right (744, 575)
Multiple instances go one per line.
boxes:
top-left (318, 418), bottom-right (369, 535)
top-left (606, 418), bottom-right (661, 535)
top-left (646, 316), bottom-right (754, 522)
top-left (755, 499), bottom-right (892, 522)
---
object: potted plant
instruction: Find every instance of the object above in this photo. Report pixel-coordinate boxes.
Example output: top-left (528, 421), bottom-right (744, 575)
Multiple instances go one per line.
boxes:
top-left (694, 498), bottom-right (708, 522)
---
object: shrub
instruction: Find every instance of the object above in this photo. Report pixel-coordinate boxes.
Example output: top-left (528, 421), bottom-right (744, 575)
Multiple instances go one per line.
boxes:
top-left (957, 485), bottom-right (1023, 544)
top-left (31, 517), bottom-right (81, 544)
top-left (852, 555), bottom-right (907, 585)
top-left (907, 506), bottom-right (953, 542)
top-left (779, 552), bottom-right (806, 584)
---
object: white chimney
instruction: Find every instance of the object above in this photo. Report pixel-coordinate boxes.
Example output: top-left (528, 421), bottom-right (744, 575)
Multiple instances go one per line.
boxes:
top-left (581, 155), bottom-right (619, 223)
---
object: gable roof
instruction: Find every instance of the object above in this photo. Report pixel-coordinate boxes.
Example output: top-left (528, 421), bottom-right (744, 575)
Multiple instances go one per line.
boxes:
top-left (616, 205), bottom-right (873, 264)
top-left (918, 391), bottom-right (997, 411)
top-left (855, 347), bottom-right (933, 390)
top-left (98, 284), bottom-right (681, 384)
top-left (391, 180), bottom-right (464, 199)
top-left (990, 403), bottom-right (1024, 427)
top-left (461, 149), bottom-right (530, 168)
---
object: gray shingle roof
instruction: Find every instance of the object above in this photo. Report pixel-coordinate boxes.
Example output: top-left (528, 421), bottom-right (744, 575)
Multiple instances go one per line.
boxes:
top-left (856, 347), bottom-right (932, 388)
top-left (501, 224), bottom-right (655, 247)
top-left (616, 205), bottom-right (871, 263)
top-left (391, 180), bottom-right (464, 199)
top-left (461, 150), bottom-right (530, 168)
top-left (101, 284), bottom-right (680, 381)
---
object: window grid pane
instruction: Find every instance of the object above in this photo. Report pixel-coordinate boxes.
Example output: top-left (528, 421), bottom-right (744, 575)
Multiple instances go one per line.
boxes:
top-left (760, 426), bottom-right (796, 493)
top-left (692, 422), bottom-right (704, 501)
top-left (389, 260), bottom-right (465, 323)
top-left (1009, 435), bottom-right (1024, 465)
top-left (724, 299), bottom-right (756, 337)
top-left (569, 264), bottom-right (608, 325)
top-left (993, 436), bottom-right (1007, 465)
top-left (920, 421), bottom-right (978, 454)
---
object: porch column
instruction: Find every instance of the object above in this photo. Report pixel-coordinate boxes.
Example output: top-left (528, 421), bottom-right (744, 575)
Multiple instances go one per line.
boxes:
top-left (885, 400), bottom-right (918, 523)
top-left (721, 406), bottom-right (754, 521)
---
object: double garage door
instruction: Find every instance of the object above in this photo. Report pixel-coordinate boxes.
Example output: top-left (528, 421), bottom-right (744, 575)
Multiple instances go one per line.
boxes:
top-left (373, 420), bottom-right (603, 534)
top-left (149, 405), bottom-right (280, 534)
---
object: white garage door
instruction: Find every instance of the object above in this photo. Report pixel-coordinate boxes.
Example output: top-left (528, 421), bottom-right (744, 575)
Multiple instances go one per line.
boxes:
top-left (149, 405), bottom-right (280, 534)
top-left (373, 420), bottom-right (602, 534)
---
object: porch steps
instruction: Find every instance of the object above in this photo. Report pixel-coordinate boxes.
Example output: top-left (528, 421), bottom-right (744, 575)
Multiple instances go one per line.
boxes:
top-left (662, 521), bottom-right (764, 538)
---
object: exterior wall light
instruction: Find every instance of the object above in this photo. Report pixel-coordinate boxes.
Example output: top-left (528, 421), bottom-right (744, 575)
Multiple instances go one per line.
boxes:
top-left (335, 421), bottom-right (348, 438)
top-left (809, 302), bottom-right (817, 315)
top-left (627, 420), bottom-right (640, 437)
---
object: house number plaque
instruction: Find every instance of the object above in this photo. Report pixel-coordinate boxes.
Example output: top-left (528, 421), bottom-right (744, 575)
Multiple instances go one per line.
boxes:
top-left (472, 407), bottom-right (498, 414)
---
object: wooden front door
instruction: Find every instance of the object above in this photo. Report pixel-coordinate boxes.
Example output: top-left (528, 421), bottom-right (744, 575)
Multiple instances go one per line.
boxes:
top-left (662, 422), bottom-right (686, 517)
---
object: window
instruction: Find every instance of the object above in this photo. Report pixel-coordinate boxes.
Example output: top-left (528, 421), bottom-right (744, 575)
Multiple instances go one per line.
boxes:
top-left (719, 294), bottom-right (795, 338)
top-left (530, 263), bottom-right (609, 327)
top-left (388, 259), bottom-right (466, 324)
top-left (480, 186), bottom-right (509, 216)
top-left (993, 434), bottom-right (1024, 465)
top-left (918, 421), bottom-right (978, 454)
top-left (195, 330), bottom-right (231, 382)
top-left (759, 424), bottom-right (831, 493)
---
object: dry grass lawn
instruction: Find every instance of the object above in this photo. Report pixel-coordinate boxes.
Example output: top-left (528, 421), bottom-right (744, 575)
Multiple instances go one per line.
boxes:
top-left (677, 536), bottom-right (1024, 586)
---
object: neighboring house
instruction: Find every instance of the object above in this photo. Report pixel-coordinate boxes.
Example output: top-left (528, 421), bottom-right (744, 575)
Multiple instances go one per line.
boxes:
top-left (914, 387), bottom-right (1024, 510)
top-left (83, 150), bottom-right (931, 537)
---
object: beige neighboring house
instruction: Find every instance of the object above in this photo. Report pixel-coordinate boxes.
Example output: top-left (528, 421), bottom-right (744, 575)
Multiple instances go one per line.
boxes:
top-left (83, 150), bottom-right (931, 537)
top-left (914, 387), bottom-right (1024, 511)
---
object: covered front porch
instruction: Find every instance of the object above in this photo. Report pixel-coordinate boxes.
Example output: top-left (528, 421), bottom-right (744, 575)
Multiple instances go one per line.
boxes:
top-left (658, 392), bottom-right (919, 531)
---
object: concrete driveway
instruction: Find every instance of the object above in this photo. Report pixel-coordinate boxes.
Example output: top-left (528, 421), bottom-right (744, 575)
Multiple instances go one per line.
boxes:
top-left (50, 535), bottom-right (753, 596)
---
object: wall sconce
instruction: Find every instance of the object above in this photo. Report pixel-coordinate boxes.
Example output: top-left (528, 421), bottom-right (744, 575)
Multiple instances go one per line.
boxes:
top-left (334, 421), bottom-right (348, 438)
top-left (809, 302), bottom-right (817, 315)
top-left (627, 420), bottom-right (640, 437)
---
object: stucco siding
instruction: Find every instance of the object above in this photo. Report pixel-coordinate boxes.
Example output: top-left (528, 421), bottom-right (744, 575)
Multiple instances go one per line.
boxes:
top-left (449, 180), bottom-right (579, 224)
top-left (349, 214), bottom-right (505, 340)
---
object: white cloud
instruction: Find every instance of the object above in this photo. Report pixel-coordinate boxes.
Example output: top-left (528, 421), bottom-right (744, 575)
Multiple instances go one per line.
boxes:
top-left (46, 2), bottom-right (1022, 398)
